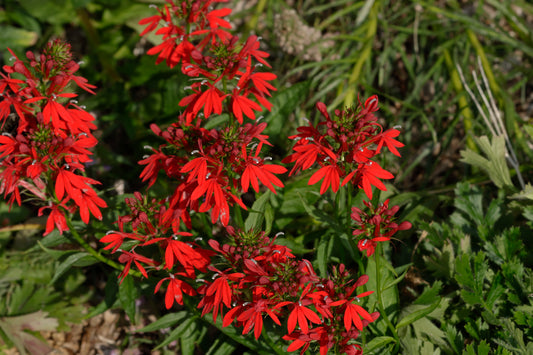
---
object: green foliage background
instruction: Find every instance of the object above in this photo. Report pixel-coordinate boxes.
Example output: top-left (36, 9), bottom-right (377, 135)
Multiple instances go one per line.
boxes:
top-left (0, 0), bottom-right (532, 354)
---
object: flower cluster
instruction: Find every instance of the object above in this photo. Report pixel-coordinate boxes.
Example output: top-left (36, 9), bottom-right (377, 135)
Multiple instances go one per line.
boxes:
top-left (0, 40), bottom-right (106, 235)
top-left (283, 96), bottom-right (404, 199)
top-left (352, 199), bottom-right (412, 257)
top-left (138, 0), bottom-right (285, 228)
top-left (101, 206), bottom-right (379, 354)
top-left (208, 228), bottom-right (379, 355)
top-left (97, 2), bottom-right (388, 354)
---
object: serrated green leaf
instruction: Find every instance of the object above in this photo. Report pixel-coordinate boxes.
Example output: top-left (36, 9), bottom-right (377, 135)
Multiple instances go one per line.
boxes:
top-left (414, 281), bottom-right (442, 305)
top-left (455, 254), bottom-right (475, 289)
top-left (396, 298), bottom-right (441, 330)
top-left (510, 183), bottom-right (533, 200)
top-left (138, 311), bottom-right (188, 332)
top-left (459, 135), bottom-right (512, 188)
top-left (485, 273), bottom-right (505, 308)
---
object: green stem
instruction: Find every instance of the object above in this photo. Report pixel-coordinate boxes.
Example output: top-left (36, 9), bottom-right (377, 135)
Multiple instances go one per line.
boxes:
top-left (374, 243), bottom-right (399, 342)
top-left (65, 218), bottom-right (142, 278)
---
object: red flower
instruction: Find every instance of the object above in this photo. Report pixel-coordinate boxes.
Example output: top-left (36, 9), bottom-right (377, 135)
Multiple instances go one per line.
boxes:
top-left (100, 231), bottom-right (146, 254)
top-left (357, 238), bottom-right (385, 257)
top-left (117, 250), bottom-right (158, 283)
top-left (330, 274), bottom-right (376, 331)
top-left (155, 273), bottom-right (197, 309)
top-left (163, 235), bottom-right (213, 276)
top-left (231, 91), bottom-right (262, 124)
top-left (200, 267), bottom-right (244, 322)
top-left (236, 299), bottom-right (282, 340)
top-left (38, 203), bottom-right (69, 236)
top-left (55, 168), bottom-right (107, 223)
top-left (240, 145), bottom-right (286, 193)
top-left (308, 163), bottom-right (341, 194)
top-left (374, 128), bottom-right (404, 157)
top-left (287, 284), bottom-right (322, 334)
top-left (342, 160), bottom-right (394, 200)
top-left (179, 82), bottom-right (227, 122)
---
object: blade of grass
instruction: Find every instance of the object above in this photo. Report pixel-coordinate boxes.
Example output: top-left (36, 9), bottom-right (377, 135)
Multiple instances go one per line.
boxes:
top-left (343, 0), bottom-right (378, 107)
top-left (443, 48), bottom-right (476, 151)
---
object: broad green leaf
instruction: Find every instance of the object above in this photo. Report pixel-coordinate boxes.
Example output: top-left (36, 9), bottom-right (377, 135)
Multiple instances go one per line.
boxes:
top-left (382, 264), bottom-right (411, 292)
top-left (138, 311), bottom-right (188, 332)
top-left (155, 317), bottom-right (196, 349)
top-left (245, 190), bottom-right (272, 232)
top-left (363, 336), bottom-right (395, 353)
top-left (49, 252), bottom-right (98, 284)
top-left (206, 338), bottom-right (237, 355)
top-left (118, 275), bottom-right (138, 324)
top-left (34, 232), bottom-right (70, 250)
top-left (18, 0), bottom-right (76, 25)
top-left (0, 25), bottom-right (37, 48)
top-left (181, 322), bottom-right (201, 355)
top-left (316, 232), bottom-right (334, 278)
top-left (263, 81), bottom-right (310, 139)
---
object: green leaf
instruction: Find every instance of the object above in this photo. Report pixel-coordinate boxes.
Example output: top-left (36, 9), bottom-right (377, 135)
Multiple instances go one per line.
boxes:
top-left (18, 0), bottom-right (76, 25)
top-left (263, 81), bottom-right (310, 139)
top-left (34, 231), bottom-right (70, 250)
top-left (155, 317), bottom-right (197, 349)
top-left (0, 25), bottom-right (37, 49)
top-left (484, 273), bottom-right (505, 308)
top-left (382, 263), bottom-right (411, 292)
top-left (316, 232), bottom-right (334, 277)
top-left (396, 298), bottom-right (441, 330)
top-left (118, 275), bottom-right (138, 323)
top-left (245, 190), bottom-right (272, 232)
top-left (413, 281), bottom-right (442, 305)
top-left (49, 252), bottom-right (98, 285)
top-left (138, 311), bottom-right (188, 332)
top-left (364, 336), bottom-right (395, 353)
top-left (181, 322), bottom-right (200, 355)
top-left (509, 183), bottom-right (533, 200)
top-left (459, 135), bottom-right (513, 188)
top-left (206, 338), bottom-right (237, 355)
